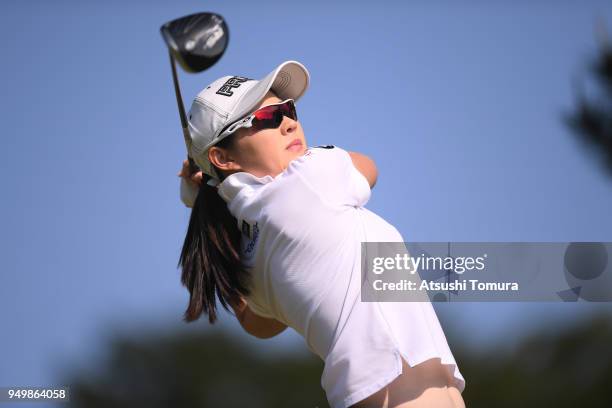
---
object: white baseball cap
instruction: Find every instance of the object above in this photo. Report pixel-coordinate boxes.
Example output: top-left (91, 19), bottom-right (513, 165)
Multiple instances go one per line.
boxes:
top-left (187, 60), bottom-right (310, 182)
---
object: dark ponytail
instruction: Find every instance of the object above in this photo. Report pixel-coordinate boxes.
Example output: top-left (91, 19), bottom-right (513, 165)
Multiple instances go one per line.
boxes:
top-left (177, 136), bottom-right (251, 324)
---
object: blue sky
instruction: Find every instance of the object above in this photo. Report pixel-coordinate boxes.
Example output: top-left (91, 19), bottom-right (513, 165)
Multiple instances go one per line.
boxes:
top-left (1, 0), bottom-right (612, 395)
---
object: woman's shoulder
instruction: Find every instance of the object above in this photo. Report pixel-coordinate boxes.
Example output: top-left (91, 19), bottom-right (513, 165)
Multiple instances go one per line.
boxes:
top-left (286, 144), bottom-right (371, 207)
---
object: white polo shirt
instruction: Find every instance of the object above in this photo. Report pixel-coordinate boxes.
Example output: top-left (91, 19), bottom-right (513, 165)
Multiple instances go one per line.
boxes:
top-left (180, 146), bottom-right (465, 408)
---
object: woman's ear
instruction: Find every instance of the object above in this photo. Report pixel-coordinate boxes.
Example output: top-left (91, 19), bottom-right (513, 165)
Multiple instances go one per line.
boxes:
top-left (208, 146), bottom-right (242, 173)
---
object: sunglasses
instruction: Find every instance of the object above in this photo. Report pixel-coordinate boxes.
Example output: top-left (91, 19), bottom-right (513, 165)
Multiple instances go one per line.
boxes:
top-left (219, 99), bottom-right (298, 138)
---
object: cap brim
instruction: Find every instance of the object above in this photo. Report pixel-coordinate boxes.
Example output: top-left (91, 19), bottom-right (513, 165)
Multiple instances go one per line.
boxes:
top-left (220, 60), bottom-right (310, 136)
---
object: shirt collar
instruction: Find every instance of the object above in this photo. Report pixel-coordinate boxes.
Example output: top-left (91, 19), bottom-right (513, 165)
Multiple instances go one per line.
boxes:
top-left (216, 149), bottom-right (313, 204)
top-left (217, 171), bottom-right (276, 204)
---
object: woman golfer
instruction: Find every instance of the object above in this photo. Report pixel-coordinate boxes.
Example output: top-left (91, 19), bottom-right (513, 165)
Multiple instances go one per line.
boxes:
top-left (176, 60), bottom-right (466, 408)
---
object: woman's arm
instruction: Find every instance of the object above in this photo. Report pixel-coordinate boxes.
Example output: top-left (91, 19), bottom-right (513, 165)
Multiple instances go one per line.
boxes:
top-left (230, 297), bottom-right (288, 339)
top-left (348, 151), bottom-right (378, 188)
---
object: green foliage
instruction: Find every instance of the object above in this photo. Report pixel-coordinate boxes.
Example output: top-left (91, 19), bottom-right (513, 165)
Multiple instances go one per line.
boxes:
top-left (456, 312), bottom-right (612, 408)
top-left (65, 330), bottom-right (329, 408)
top-left (565, 39), bottom-right (612, 175)
top-left (63, 313), bottom-right (612, 407)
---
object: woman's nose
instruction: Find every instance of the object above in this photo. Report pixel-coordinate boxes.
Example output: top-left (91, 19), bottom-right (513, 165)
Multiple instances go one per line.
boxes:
top-left (280, 116), bottom-right (297, 135)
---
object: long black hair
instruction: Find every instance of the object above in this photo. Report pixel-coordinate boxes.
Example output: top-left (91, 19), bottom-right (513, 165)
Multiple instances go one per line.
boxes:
top-left (177, 134), bottom-right (252, 324)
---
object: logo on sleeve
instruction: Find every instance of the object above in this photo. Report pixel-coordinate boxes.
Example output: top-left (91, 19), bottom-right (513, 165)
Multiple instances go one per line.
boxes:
top-left (245, 222), bottom-right (259, 255)
top-left (216, 76), bottom-right (252, 97)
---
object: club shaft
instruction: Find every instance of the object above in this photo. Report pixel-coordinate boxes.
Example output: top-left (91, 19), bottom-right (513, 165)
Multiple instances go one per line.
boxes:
top-left (168, 51), bottom-right (199, 172)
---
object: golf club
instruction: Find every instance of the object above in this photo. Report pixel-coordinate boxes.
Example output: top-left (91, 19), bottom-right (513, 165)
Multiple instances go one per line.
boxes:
top-left (160, 12), bottom-right (230, 173)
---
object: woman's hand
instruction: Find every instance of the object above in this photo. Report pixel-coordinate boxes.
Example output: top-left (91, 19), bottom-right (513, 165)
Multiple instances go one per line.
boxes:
top-left (177, 159), bottom-right (203, 188)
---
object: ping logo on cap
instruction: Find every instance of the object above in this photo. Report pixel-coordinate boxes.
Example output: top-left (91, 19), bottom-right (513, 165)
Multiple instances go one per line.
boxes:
top-left (216, 76), bottom-right (252, 97)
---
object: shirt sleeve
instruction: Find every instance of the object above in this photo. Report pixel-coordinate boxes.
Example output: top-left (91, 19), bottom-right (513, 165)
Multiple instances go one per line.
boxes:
top-left (297, 145), bottom-right (372, 207)
top-left (343, 148), bottom-right (373, 207)
top-left (245, 297), bottom-right (276, 319)
top-left (180, 177), bottom-right (199, 208)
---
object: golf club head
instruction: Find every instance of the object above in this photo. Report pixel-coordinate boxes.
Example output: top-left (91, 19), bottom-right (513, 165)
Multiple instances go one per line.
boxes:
top-left (160, 12), bottom-right (229, 73)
